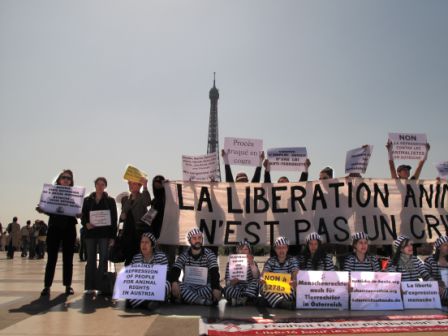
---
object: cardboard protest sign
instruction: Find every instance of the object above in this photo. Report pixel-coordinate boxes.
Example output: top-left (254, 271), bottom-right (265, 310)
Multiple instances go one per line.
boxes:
top-left (183, 266), bottom-right (208, 286)
top-left (350, 272), bottom-right (403, 310)
top-left (224, 137), bottom-right (263, 167)
top-left (123, 165), bottom-right (148, 183)
top-left (296, 271), bottom-right (349, 310)
top-left (159, 179), bottom-right (448, 246)
top-left (267, 147), bottom-right (307, 171)
top-left (401, 281), bottom-right (441, 309)
top-left (113, 263), bottom-right (167, 301)
top-left (388, 133), bottom-right (428, 161)
top-left (263, 272), bottom-right (291, 294)
top-left (182, 153), bottom-right (219, 182)
top-left (89, 210), bottom-right (111, 227)
top-left (345, 145), bottom-right (373, 174)
top-left (228, 254), bottom-right (248, 281)
top-left (39, 184), bottom-right (85, 217)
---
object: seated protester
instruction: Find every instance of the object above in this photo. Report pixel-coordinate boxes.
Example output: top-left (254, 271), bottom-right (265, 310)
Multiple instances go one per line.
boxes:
top-left (298, 233), bottom-right (335, 271)
top-left (169, 228), bottom-right (221, 306)
top-left (386, 141), bottom-right (430, 180)
top-left (424, 236), bottom-right (448, 306)
top-left (260, 237), bottom-right (299, 309)
top-left (223, 239), bottom-right (260, 306)
top-left (387, 235), bottom-right (431, 281)
top-left (221, 149), bottom-right (264, 183)
top-left (127, 232), bottom-right (171, 309)
top-left (343, 232), bottom-right (380, 272)
top-left (263, 158), bottom-right (311, 183)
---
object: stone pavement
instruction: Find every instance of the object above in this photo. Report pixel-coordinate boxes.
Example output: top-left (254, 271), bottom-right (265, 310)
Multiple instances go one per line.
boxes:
top-left (1, 252), bottom-right (447, 336)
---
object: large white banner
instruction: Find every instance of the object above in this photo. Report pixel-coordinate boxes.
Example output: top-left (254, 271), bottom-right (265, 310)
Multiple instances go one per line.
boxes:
top-left (159, 179), bottom-right (448, 246)
top-left (224, 137), bottom-right (263, 167)
top-left (267, 147), bottom-right (307, 171)
top-left (388, 133), bottom-right (428, 161)
top-left (39, 184), bottom-right (85, 217)
top-left (182, 153), bottom-right (219, 182)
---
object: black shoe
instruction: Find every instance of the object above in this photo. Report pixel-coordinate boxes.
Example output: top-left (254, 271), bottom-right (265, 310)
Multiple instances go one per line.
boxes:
top-left (65, 287), bottom-right (74, 295)
top-left (41, 287), bottom-right (50, 296)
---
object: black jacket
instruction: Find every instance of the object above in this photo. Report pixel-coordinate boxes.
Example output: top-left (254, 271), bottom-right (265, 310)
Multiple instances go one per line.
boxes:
top-left (81, 192), bottom-right (118, 239)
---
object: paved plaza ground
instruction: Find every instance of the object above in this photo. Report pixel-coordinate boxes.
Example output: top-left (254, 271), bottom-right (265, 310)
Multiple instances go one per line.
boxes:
top-left (1, 252), bottom-right (447, 336)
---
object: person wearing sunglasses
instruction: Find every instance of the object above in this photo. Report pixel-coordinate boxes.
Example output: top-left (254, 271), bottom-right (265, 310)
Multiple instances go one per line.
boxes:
top-left (36, 169), bottom-right (79, 296)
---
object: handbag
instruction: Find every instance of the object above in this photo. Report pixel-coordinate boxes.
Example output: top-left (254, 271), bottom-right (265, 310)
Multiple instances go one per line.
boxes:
top-left (95, 262), bottom-right (117, 296)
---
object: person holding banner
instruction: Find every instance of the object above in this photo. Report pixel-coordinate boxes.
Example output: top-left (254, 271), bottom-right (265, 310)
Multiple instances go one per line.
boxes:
top-left (343, 232), bottom-right (380, 272)
top-left (223, 239), bottom-right (260, 306)
top-left (221, 149), bottom-right (263, 183)
top-left (81, 177), bottom-right (118, 294)
top-left (126, 232), bottom-right (171, 309)
top-left (37, 170), bottom-right (78, 296)
top-left (120, 177), bottom-right (151, 265)
top-left (260, 237), bottom-right (299, 309)
top-left (387, 235), bottom-right (431, 281)
top-left (169, 228), bottom-right (221, 306)
top-left (424, 235), bottom-right (448, 306)
top-left (298, 233), bottom-right (335, 271)
top-left (386, 141), bottom-right (430, 180)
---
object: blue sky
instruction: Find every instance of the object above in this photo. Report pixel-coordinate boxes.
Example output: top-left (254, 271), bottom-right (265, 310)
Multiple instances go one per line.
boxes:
top-left (1, 0), bottom-right (447, 227)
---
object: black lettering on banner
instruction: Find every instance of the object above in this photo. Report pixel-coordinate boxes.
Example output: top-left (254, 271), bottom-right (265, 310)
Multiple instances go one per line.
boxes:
top-left (441, 184), bottom-right (448, 208)
top-left (245, 222), bottom-right (260, 244)
top-left (265, 221), bottom-right (279, 246)
top-left (425, 215), bottom-right (443, 238)
top-left (312, 184), bottom-right (327, 210)
top-left (290, 185), bottom-right (307, 211)
top-left (410, 215), bottom-right (425, 239)
top-left (224, 220), bottom-right (241, 244)
top-left (347, 181), bottom-right (353, 208)
top-left (272, 186), bottom-right (288, 213)
top-left (329, 182), bottom-right (344, 208)
top-left (295, 219), bottom-right (311, 244)
top-left (404, 184), bottom-right (417, 208)
top-left (200, 218), bottom-right (222, 244)
top-left (254, 187), bottom-right (269, 213)
top-left (333, 217), bottom-right (350, 242)
top-left (435, 184), bottom-right (441, 208)
top-left (245, 186), bottom-right (251, 213)
top-left (419, 184), bottom-right (433, 208)
top-left (227, 187), bottom-right (242, 213)
top-left (374, 183), bottom-right (389, 208)
top-left (198, 186), bottom-right (213, 212)
top-left (177, 184), bottom-right (194, 210)
top-left (378, 215), bottom-right (396, 240)
top-left (356, 182), bottom-right (371, 208)
top-left (363, 216), bottom-right (379, 240)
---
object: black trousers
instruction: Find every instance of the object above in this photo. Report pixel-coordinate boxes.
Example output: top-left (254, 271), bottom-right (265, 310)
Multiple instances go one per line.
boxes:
top-left (44, 222), bottom-right (76, 288)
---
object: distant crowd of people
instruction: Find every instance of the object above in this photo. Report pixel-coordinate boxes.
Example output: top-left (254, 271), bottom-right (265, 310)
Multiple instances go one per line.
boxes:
top-left (2, 139), bottom-right (447, 310)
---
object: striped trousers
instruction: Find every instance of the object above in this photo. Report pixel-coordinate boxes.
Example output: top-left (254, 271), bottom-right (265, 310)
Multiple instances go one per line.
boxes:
top-left (179, 283), bottom-right (213, 304)
top-left (223, 279), bottom-right (259, 300)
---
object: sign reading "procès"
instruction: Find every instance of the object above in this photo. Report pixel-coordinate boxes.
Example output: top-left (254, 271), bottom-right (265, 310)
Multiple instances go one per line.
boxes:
top-left (159, 179), bottom-right (448, 246)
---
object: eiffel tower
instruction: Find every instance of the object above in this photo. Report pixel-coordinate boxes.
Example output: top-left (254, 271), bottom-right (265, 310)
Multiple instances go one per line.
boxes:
top-left (207, 72), bottom-right (221, 181)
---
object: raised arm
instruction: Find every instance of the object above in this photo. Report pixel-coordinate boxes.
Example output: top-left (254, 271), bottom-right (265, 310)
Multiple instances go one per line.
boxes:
top-left (386, 141), bottom-right (398, 179)
top-left (412, 143), bottom-right (430, 180)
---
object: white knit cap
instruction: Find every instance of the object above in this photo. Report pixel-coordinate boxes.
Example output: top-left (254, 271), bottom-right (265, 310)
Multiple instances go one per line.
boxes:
top-left (393, 235), bottom-right (410, 248)
top-left (434, 235), bottom-right (448, 250)
top-left (274, 236), bottom-right (289, 247)
top-left (306, 232), bottom-right (321, 243)
top-left (186, 228), bottom-right (203, 243)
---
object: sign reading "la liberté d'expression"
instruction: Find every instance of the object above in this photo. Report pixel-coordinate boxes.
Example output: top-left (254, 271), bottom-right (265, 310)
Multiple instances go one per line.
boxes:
top-left (159, 179), bottom-right (448, 246)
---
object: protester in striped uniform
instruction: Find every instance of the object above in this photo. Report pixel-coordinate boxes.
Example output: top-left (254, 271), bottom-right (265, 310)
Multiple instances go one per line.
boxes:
top-left (298, 233), bottom-right (335, 271)
top-left (424, 235), bottom-right (448, 305)
top-left (260, 236), bottom-right (299, 309)
top-left (223, 239), bottom-right (260, 306)
top-left (127, 232), bottom-right (171, 309)
top-left (387, 235), bottom-right (431, 281)
top-left (169, 228), bottom-right (221, 306)
top-left (343, 232), bottom-right (380, 272)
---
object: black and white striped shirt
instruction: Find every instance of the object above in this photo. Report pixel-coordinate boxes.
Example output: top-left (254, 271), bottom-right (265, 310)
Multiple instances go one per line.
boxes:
top-left (424, 255), bottom-right (448, 303)
top-left (262, 255), bottom-right (299, 275)
top-left (387, 255), bottom-right (431, 281)
top-left (343, 254), bottom-right (380, 272)
top-left (297, 254), bottom-right (335, 271)
top-left (131, 251), bottom-right (168, 265)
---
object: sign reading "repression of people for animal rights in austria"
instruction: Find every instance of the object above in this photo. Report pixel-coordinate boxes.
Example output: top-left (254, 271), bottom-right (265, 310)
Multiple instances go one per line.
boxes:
top-left (159, 179), bottom-right (448, 246)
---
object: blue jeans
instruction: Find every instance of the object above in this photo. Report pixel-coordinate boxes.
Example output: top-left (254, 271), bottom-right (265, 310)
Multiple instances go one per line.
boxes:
top-left (84, 238), bottom-right (109, 290)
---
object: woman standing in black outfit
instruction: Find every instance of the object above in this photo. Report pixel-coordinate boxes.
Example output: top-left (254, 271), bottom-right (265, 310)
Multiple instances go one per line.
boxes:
top-left (37, 169), bottom-right (78, 296)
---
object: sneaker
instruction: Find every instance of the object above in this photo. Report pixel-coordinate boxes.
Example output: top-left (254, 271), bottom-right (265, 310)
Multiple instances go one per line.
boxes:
top-left (65, 287), bottom-right (74, 295)
top-left (41, 287), bottom-right (50, 296)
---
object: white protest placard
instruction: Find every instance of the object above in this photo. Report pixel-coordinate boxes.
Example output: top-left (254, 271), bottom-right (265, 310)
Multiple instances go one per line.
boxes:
top-left (345, 145), bottom-right (373, 174)
top-left (228, 254), bottom-right (248, 281)
top-left (141, 208), bottom-right (158, 226)
top-left (436, 161), bottom-right (448, 178)
top-left (182, 153), bottom-right (219, 182)
top-left (113, 263), bottom-right (167, 301)
top-left (350, 272), bottom-right (403, 310)
top-left (224, 137), bottom-right (263, 167)
top-left (401, 281), bottom-right (441, 309)
top-left (39, 184), bottom-right (85, 217)
top-left (267, 147), bottom-right (307, 171)
top-left (296, 271), bottom-right (349, 310)
top-left (183, 266), bottom-right (208, 286)
top-left (89, 210), bottom-right (111, 227)
top-left (388, 133), bottom-right (428, 161)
